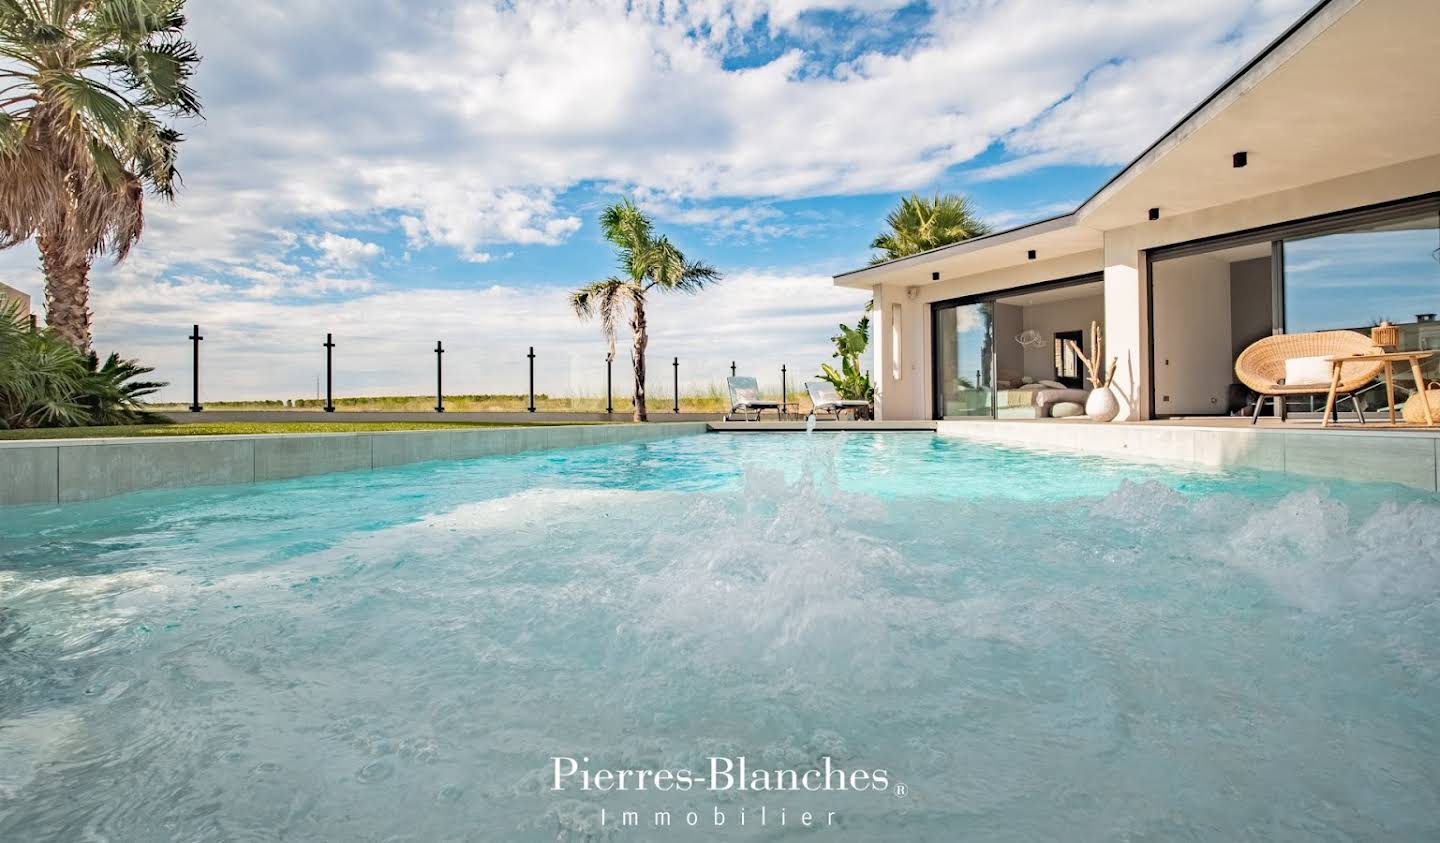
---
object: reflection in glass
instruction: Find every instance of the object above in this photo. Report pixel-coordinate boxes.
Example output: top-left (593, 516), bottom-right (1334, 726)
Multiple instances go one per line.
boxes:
top-left (936, 302), bottom-right (993, 417)
top-left (1284, 210), bottom-right (1440, 350)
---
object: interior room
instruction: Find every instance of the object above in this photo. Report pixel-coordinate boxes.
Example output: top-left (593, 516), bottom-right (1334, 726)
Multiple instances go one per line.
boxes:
top-left (1149, 204), bottom-right (1440, 420)
top-left (1150, 242), bottom-right (1274, 417)
top-left (934, 278), bottom-right (1105, 419)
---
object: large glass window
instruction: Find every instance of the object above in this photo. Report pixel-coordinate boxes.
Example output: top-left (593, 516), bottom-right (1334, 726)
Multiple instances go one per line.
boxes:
top-left (1283, 209), bottom-right (1440, 348)
top-left (935, 302), bottom-right (993, 417)
top-left (1146, 200), bottom-right (1440, 419)
top-left (932, 278), bottom-right (1105, 418)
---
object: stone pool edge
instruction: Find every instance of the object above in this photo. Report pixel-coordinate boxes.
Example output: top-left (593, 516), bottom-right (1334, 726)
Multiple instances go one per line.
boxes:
top-left (938, 419), bottom-right (1440, 493)
top-left (0, 422), bottom-right (709, 506)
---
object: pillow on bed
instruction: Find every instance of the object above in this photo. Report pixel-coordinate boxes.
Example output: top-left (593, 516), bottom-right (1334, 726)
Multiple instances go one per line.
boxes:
top-left (1038, 379), bottom-right (1067, 389)
top-left (1282, 355), bottom-right (1331, 386)
top-left (1018, 383), bottom-right (1045, 391)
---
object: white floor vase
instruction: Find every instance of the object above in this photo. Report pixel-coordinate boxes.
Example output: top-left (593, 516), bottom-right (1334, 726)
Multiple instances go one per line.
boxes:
top-left (1086, 387), bottom-right (1120, 422)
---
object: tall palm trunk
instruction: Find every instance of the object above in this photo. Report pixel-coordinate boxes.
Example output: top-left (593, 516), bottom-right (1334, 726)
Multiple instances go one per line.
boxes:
top-left (38, 228), bottom-right (93, 354)
top-left (630, 299), bottom-right (648, 422)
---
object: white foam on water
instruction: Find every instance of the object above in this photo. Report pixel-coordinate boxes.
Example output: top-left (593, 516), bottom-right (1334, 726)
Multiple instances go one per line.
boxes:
top-left (3, 433), bottom-right (1440, 840)
top-left (1223, 490), bottom-right (1440, 613)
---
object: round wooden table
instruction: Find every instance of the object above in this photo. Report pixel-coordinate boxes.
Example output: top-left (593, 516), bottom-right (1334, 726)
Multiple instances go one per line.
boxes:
top-left (1323, 350), bottom-right (1434, 427)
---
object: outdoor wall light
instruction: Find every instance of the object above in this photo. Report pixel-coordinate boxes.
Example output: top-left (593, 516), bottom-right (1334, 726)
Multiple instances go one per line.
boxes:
top-left (931, 271), bottom-right (940, 281)
top-left (1027, 250), bottom-right (1037, 260)
top-left (890, 303), bottom-right (902, 381)
top-left (1148, 207), bottom-right (1160, 221)
top-left (1233, 151), bottom-right (1248, 168)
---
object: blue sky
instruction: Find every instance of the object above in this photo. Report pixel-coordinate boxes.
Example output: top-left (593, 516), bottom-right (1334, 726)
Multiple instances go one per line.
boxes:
top-left (2, 0), bottom-right (1315, 401)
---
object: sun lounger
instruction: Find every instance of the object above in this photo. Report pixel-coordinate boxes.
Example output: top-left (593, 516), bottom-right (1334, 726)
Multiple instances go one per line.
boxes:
top-left (725, 376), bottom-right (782, 421)
top-left (805, 381), bottom-right (870, 420)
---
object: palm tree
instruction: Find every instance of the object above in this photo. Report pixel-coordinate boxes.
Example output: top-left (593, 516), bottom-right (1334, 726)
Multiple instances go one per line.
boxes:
top-left (0, 0), bottom-right (202, 352)
top-left (571, 199), bottom-right (721, 421)
top-left (869, 193), bottom-right (991, 265)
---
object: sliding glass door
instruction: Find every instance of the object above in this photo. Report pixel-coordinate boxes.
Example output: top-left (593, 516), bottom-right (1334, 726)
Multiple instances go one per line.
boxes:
top-left (1147, 196), bottom-right (1440, 418)
top-left (935, 302), bottom-right (994, 417)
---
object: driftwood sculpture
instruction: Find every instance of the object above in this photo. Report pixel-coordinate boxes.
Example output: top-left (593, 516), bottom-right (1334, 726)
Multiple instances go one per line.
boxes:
top-left (1066, 321), bottom-right (1117, 390)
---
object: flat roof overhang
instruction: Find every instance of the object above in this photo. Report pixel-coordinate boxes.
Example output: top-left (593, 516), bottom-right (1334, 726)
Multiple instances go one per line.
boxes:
top-left (1078, 0), bottom-right (1440, 229)
top-left (835, 0), bottom-right (1440, 289)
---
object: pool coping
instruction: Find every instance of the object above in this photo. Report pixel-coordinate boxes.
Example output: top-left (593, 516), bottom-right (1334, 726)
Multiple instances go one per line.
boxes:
top-left (937, 419), bottom-right (1440, 493)
top-left (0, 422), bottom-right (708, 506)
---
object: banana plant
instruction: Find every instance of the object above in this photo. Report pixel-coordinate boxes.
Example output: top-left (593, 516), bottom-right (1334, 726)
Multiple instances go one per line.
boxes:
top-left (817, 314), bottom-right (874, 402)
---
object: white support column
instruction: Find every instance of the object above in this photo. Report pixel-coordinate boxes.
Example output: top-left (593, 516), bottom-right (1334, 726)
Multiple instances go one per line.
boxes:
top-left (1103, 229), bottom-right (1150, 421)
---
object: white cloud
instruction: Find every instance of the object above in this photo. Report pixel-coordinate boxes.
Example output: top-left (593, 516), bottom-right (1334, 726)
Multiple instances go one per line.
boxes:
top-left (96, 271), bottom-right (871, 402)
top-left (56, 0), bottom-right (1307, 283)
top-left (0, 0), bottom-right (1316, 393)
top-left (307, 233), bottom-right (382, 269)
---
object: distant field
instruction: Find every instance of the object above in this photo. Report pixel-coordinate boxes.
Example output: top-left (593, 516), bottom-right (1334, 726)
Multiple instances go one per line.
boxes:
top-left (147, 388), bottom-right (815, 415)
top-left (0, 421), bottom-right (587, 440)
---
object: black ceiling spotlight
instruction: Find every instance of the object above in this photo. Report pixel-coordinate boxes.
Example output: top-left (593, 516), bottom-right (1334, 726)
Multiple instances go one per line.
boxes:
top-left (931, 271), bottom-right (940, 281)
top-left (1233, 151), bottom-right (1248, 168)
top-left (1027, 250), bottom-right (1037, 260)
top-left (1148, 207), bottom-right (1160, 221)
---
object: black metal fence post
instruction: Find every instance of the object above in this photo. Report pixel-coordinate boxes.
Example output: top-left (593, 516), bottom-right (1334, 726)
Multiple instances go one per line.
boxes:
top-left (527, 346), bottom-right (536, 413)
top-left (605, 352), bottom-right (614, 414)
top-left (730, 361), bottom-right (736, 378)
top-left (434, 340), bottom-right (445, 413)
top-left (672, 357), bottom-right (680, 414)
top-left (781, 364), bottom-right (788, 413)
top-left (188, 324), bottom-right (203, 412)
top-left (323, 333), bottom-right (335, 412)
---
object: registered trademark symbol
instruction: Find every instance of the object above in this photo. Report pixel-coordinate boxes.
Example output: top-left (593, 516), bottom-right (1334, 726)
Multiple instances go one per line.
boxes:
top-left (893, 783), bottom-right (907, 798)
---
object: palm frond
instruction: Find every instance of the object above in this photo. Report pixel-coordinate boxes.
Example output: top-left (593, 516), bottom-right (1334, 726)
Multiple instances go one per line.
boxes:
top-left (598, 197), bottom-right (652, 252)
top-left (572, 200), bottom-right (720, 384)
top-left (0, 0), bottom-right (199, 349)
top-left (570, 276), bottom-right (640, 352)
top-left (0, 299), bottom-right (168, 428)
top-left (869, 192), bottom-right (991, 264)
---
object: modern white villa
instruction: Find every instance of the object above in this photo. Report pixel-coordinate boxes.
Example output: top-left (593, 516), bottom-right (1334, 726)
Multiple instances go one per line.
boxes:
top-left (838, 0), bottom-right (1439, 425)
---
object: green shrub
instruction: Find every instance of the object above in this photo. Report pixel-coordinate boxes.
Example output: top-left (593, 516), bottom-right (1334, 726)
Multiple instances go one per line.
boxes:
top-left (817, 313), bottom-right (874, 402)
top-left (0, 301), bottom-right (167, 429)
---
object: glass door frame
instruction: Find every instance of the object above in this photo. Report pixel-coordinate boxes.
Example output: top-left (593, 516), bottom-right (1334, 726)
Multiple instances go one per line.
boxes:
top-left (929, 272), bottom-right (1105, 420)
top-left (1144, 191), bottom-right (1440, 419)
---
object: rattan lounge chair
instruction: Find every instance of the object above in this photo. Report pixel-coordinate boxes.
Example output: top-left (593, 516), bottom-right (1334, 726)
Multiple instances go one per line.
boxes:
top-left (725, 376), bottom-right (781, 421)
top-left (1234, 330), bottom-right (1385, 424)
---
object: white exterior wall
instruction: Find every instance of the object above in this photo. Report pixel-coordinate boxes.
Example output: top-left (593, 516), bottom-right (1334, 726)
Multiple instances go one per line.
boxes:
top-left (1151, 255), bottom-right (1233, 415)
top-left (874, 154), bottom-right (1440, 422)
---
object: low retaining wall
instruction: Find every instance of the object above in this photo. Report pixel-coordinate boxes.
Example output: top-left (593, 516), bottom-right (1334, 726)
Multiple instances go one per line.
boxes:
top-left (938, 419), bottom-right (1440, 492)
top-left (0, 422), bottom-right (707, 507)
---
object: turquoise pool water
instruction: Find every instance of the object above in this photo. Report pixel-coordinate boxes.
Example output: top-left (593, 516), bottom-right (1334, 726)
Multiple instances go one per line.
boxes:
top-left (1, 432), bottom-right (1438, 840)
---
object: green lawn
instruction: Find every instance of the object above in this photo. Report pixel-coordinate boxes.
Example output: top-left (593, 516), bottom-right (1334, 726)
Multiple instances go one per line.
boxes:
top-left (0, 421), bottom-right (599, 440)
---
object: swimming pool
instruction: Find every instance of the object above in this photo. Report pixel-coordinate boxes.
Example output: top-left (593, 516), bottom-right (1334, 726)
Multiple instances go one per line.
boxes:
top-left (1, 432), bottom-right (1437, 840)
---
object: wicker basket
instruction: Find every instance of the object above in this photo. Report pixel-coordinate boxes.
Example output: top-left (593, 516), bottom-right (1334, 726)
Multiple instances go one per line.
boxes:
top-left (1402, 381), bottom-right (1440, 425)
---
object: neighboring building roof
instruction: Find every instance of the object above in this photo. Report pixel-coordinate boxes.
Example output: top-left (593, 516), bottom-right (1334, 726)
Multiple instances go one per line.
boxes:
top-left (836, 0), bottom-right (1440, 289)
top-left (0, 281), bottom-right (31, 311)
